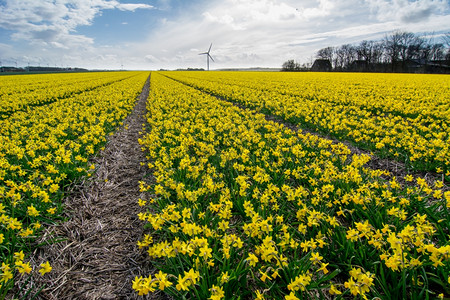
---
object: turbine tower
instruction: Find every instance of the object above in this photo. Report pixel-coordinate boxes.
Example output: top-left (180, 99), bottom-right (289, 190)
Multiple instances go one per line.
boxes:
top-left (199, 43), bottom-right (214, 71)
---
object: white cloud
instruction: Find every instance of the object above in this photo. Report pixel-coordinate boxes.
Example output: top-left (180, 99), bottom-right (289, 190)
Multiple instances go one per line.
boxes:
top-left (297, 0), bottom-right (335, 19)
top-left (367, 0), bottom-right (449, 23)
top-left (202, 0), bottom-right (301, 30)
top-left (132, 0), bottom-right (380, 69)
top-left (144, 54), bottom-right (161, 64)
top-left (116, 3), bottom-right (154, 11)
top-left (136, 0), bottom-right (449, 69)
top-left (0, 0), bottom-right (153, 48)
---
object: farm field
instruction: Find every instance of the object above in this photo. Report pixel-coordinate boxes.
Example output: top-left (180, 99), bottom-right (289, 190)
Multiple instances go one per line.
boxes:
top-left (133, 72), bottom-right (449, 299)
top-left (162, 71), bottom-right (450, 175)
top-left (0, 72), bottom-right (138, 118)
top-left (0, 71), bottom-right (149, 298)
top-left (0, 71), bottom-right (449, 299)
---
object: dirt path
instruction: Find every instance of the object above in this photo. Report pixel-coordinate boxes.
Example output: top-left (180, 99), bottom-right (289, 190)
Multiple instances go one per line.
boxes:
top-left (27, 75), bottom-right (158, 299)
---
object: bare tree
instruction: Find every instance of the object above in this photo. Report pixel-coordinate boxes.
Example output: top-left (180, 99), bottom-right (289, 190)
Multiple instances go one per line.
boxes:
top-left (372, 42), bottom-right (385, 64)
top-left (333, 47), bottom-right (345, 70)
top-left (384, 30), bottom-right (404, 70)
top-left (398, 32), bottom-right (417, 61)
top-left (281, 59), bottom-right (301, 71)
top-left (420, 42), bottom-right (432, 61)
top-left (357, 40), bottom-right (375, 63)
top-left (316, 47), bottom-right (334, 62)
top-left (442, 32), bottom-right (450, 61)
top-left (332, 44), bottom-right (357, 69)
top-left (430, 43), bottom-right (445, 61)
top-left (343, 44), bottom-right (357, 68)
top-left (442, 32), bottom-right (450, 48)
top-left (307, 30), bottom-right (448, 73)
top-left (383, 30), bottom-right (425, 70)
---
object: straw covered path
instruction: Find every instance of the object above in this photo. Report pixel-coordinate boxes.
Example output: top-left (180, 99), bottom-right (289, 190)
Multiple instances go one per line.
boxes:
top-left (24, 75), bottom-right (163, 299)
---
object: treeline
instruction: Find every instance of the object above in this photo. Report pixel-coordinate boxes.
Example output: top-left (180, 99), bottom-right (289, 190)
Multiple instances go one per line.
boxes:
top-left (0, 66), bottom-right (88, 73)
top-left (282, 31), bottom-right (450, 73)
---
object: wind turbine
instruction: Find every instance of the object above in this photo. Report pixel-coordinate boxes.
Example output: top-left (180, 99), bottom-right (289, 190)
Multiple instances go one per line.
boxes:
top-left (199, 43), bottom-right (214, 71)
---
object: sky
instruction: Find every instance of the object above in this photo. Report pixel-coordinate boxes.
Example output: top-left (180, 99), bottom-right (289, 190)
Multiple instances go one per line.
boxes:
top-left (0, 0), bottom-right (449, 70)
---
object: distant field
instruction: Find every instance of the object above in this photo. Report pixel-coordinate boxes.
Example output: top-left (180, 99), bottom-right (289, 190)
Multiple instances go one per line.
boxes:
top-left (163, 71), bottom-right (450, 175)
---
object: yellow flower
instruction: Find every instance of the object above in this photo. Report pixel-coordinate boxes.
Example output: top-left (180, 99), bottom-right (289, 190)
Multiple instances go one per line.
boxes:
top-left (19, 227), bottom-right (34, 237)
top-left (345, 268), bottom-right (374, 296)
top-left (318, 263), bottom-right (329, 274)
top-left (285, 292), bottom-right (300, 300)
top-left (246, 253), bottom-right (259, 267)
top-left (346, 228), bottom-right (359, 242)
top-left (27, 205), bottom-right (40, 217)
top-left (39, 261), bottom-right (52, 275)
top-left (409, 257), bottom-right (422, 267)
top-left (14, 251), bottom-right (25, 262)
top-left (444, 191), bottom-right (450, 208)
top-left (255, 290), bottom-right (265, 300)
top-left (287, 272), bottom-right (312, 292)
top-left (16, 261), bottom-right (32, 274)
top-left (1, 263), bottom-right (13, 283)
top-left (259, 269), bottom-right (269, 282)
top-left (176, 274), bottom-right (189, 291)
top-left (329, 284), bottom-right (342, 295)
top-left (209, 284), bottom-right (225, 300)
top-left (49, 183), bottom-right (59, 193)
top-left (176, 268), bottom-right (199, 291)
top-left (220, 271), bottom-right (230, 284)
top-left (154, 270), bottom-right (172, 290)
top-left (433, 190), bottom-right (442, 199)
top-left (344, 277), bottom-right (358, 296)
top-left (309, 252), bottom-right (323, 265)
top-left (404, 174), bottom-right (414, 182)
top-left (199, 245), bottom-right (213, 259)
top-left (132, 275), bottom-right (157, 295)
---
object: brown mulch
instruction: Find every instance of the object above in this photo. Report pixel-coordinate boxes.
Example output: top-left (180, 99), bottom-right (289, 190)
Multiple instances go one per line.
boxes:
top-left (17, 75), bottom-right (167, 299)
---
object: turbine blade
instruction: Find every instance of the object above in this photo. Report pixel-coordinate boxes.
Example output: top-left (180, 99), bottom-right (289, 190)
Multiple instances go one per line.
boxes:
top-left (208, 54), bottom-right (215, 62)
top-left (208, 43), bottom-right (212, 53)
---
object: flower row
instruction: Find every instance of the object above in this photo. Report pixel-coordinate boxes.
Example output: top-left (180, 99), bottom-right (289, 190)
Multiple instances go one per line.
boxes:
top-left (135, 72), bottom-right (449, 299)
top-left (0, 71), bottom-right (149, 297)
top-left (0, 72), bottom-right (136, 117)
top-left (162, 71), bottom-right (450, 175)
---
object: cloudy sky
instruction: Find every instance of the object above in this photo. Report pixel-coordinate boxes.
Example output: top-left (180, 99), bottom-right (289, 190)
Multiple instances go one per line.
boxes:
top-left (0, 0), bottom-right (449, 70)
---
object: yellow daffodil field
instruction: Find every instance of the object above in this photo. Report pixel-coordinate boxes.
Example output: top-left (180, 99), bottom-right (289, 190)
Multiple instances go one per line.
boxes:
top-left (162, 71), bottom-right (450, 175)
top-left (1, 70), bottom-right (449, 299)
top-left (0, 71), bottom-right (149, 297)
top-left (134, 72), bottom-right (449, 299)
